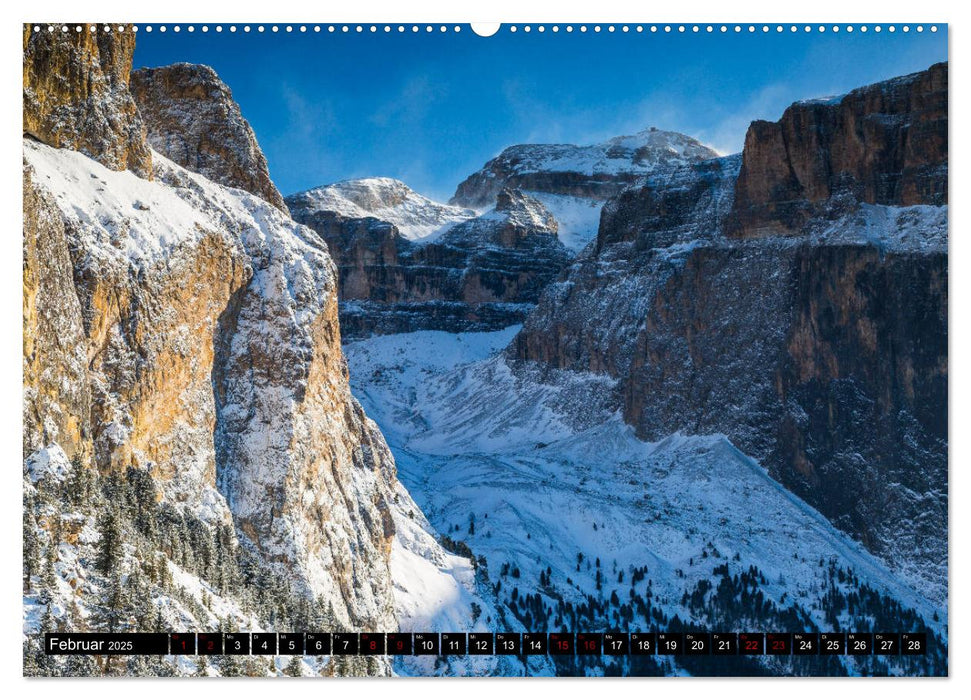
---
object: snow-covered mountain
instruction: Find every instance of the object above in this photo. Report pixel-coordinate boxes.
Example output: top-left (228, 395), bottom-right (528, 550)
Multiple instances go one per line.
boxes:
top-left (287, 177), bottom-right (475, 242)
top-left (341, 65), bottom-right (948, 676)
top-left (343, 326), bottom-right (947, 676)
top-left (131, 63), bottom-right (290, 213)
top-left (514, 64), bottom-right (949, 600)
top-left (452, 128), bottom-right (720, 251)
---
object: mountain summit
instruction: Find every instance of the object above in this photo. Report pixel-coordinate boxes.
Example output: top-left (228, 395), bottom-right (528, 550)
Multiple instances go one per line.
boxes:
top-left (452, 128), bottom-right (718, 250)
top-left (288, 177), bottom-right (475, 242)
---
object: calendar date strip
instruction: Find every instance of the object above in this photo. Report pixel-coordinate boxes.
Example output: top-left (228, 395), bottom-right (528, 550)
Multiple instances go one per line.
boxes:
top-left (44, 631), bottom-right (927, 656)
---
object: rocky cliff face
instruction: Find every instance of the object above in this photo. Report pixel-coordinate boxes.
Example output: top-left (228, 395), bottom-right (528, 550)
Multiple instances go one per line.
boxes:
top-left (23, 30), bottom-right (400, 645)
top-left (130, 63), bottom-right (288, 212)
top-left (23, 26), bottom-right (152, 177)
top-left (728, 62), bottom-right (947, 238)
top-left (290, 186), bottom-right (570, 338)
top-left (511, 65), bottom-right (948, 598)
top-left (512, 155), bottom-right (741, 377)
top-left (23, 160), bottom-right (90, 462)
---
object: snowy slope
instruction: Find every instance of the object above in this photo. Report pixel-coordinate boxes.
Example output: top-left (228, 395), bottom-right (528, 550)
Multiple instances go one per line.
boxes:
top-left (287, 177), bottom-right (475, 242)
top-left (344, 328), bottom-right (947, 674)
top-left (526, 192), bottom-right (604, 252)
top-left (389, 481), bottom-right (554, 676)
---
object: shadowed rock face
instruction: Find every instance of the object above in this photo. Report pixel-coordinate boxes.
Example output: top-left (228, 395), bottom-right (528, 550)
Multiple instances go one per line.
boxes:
top-left (511, 64), bottom-right (948, 593)
top-left (511, 156), bottom-right (741, 377)
top-left (727, 62), bottom-right (947, 238)
top-left (621, 243), bottom-right (946, 573)
top-left (22, 25), bottom-right (152, 177)
top-left (22, 160), bottom-right (90, 462)
top-left (290, 188), bottom-right (571, 338)
top-left (130, 63), bottom-right (288, 212)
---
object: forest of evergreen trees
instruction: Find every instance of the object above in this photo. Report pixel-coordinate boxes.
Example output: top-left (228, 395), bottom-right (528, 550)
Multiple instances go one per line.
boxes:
top-left (490, 546), bottom-right (947, 677)
top-left (22, 460), bottom-right (380, 677)
top-left (23, 460), bottom-right (947, 677)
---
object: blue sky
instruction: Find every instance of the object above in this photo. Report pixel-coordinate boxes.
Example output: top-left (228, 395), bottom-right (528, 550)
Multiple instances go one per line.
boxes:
top-left (134, 25), bottom-right (947, 202)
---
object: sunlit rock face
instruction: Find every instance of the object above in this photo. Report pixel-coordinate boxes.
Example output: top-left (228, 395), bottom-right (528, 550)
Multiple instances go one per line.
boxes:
top-left (23, 26), bottom-right (152, 177)
top-left (23, 29), bottom-right (402, 653)
top-left (727, 62), bottom-right (947, 239)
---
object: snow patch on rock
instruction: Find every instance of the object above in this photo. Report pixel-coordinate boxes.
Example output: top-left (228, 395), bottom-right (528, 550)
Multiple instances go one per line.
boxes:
top-left (26, 445), bottom-right (72, 484)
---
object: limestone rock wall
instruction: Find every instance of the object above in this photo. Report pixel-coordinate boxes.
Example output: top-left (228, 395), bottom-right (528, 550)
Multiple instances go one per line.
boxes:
top-left (291, 189), bottom-right (570, 338)
top-left (728, 62), bottom-right (947, 238)
top-left (510, 64), bottom-right (948, 591)
top-left (22, 29), bottom-right (399, 641)
top-left (131, 63), bottom-right (288, 213)
top-left (23, 161), bottom-right (90, 462)
top-left (23, 26), bottom-right (152, 177)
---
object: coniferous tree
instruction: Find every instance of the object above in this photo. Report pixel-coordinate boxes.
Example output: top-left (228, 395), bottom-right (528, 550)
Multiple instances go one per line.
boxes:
top-left (96, 509), bottom-right (123, 576)
top-left (127, 567), bottom-right (153, 630)
top-left (38, 543), bottom-right (57, 606)
top-left (64, 653), bottom-right (98, 677)
top-left (284, 655), bottom-right (303, 677)
top-left (126, 653), bottom-right (151, 676)
top-left (23, 501), bottom-right (40, 591)
top-left (65, 455), bottom-right (85, 507)
top-left (93, 572), bottom-right (130, 633)
top-left (195, 654), bottom-right (209, 677)
top-left (219, 654), bottom-right (243, 677)
top-left (40, 600), bottom-right (57, 634)
top-left (22, 639), bottom-right (43, 676)
top-left (152, 603), bottom-right (166, 632)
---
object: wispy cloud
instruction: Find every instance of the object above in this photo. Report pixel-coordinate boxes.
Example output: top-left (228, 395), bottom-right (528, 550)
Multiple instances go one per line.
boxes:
top-left (495, 76), bottom-right (794, 157)
top-left (265, 83), bottom-right (344, 193)
top-left (369, 74), bottom-right (446, 129)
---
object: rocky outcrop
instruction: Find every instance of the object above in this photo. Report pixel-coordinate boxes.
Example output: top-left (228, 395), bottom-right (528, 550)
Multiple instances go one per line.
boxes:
top-left (24, 139), bottom-right (400, 634)
top-left (131, 63), bottom-right (288, 212)
top-left (728, 62), bottom-right (947, 238)
top-left (23, 25), bottom-right (152, 177)
top-left (512, 156), bottom-right (740, 376)
top-left (22, 31), bottom-right (400, 642)
top-left (291, 187), bottom-right (570, 338)
top-left (511, 65), bottom-right (948, 595)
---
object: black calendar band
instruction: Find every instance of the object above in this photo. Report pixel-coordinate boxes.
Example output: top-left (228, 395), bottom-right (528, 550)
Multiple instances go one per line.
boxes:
top-left (43, 632), bottom-right (927, 657)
